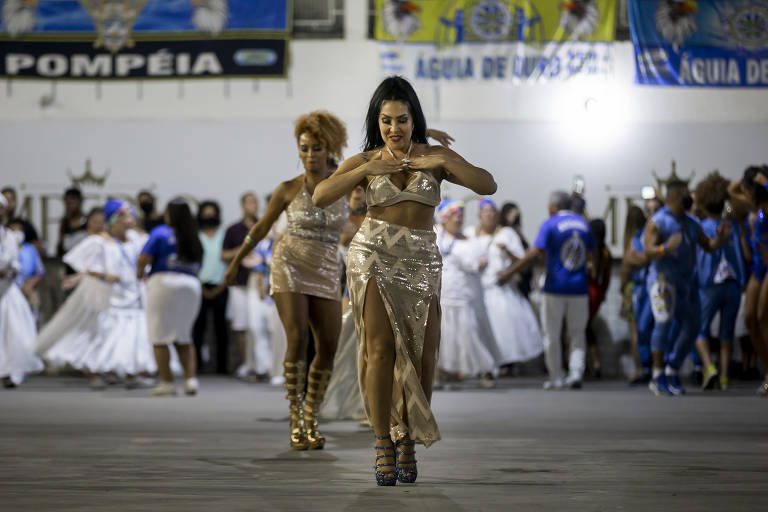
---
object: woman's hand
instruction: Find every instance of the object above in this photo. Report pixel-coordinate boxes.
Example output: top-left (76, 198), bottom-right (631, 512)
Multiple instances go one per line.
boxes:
top-left (426, 129), bottom-right (454, 148)
top-left (406, 154), bottom-right (445, 173)
top-left (366, 157), bottom-right (408, 177)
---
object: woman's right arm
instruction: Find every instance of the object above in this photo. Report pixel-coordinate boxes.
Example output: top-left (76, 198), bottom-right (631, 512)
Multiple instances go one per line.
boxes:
top-left (313, 153), bottom-right (404, 208)
top-left (225, 185), bottom-right (288, 285)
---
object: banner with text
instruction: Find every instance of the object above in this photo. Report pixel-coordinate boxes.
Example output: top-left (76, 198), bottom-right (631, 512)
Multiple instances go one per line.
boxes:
top-left (630, 0), bottom-right (768, 87)
top-left (374, 0), bottom-right (616, 83)
top-left (0, 0), bottom-right (290, 79)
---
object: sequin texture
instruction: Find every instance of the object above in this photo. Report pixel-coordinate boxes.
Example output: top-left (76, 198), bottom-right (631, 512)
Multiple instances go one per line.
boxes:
top-left (269, 181), bottom-right (348, 301)
top-left (346, 217), bottom-right (442, 448)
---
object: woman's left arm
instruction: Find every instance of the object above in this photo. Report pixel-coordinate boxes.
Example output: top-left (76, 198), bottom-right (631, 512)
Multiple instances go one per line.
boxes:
top-left (410, 146), bottom-right (496, 195)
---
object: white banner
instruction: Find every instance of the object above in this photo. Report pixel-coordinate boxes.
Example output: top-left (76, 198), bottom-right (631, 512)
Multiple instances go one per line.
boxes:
top-left (380, 41), bottom-right (615, 84)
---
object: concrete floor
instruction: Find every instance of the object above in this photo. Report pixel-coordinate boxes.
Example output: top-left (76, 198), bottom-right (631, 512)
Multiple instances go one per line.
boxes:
top-left (1, 376), bottom-right (767, 511)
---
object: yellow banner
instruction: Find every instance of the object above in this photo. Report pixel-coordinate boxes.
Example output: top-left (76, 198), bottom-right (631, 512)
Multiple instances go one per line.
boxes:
top-left (374, 0), bottom-right (616, 44)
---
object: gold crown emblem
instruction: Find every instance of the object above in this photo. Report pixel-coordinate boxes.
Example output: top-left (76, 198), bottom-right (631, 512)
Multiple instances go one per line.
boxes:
top-left (68, 159), bottom-right (110, 188)
top-left (78, 0), bottom-right (150, 53)
top-left (652, 160), bottom-right (694, 192)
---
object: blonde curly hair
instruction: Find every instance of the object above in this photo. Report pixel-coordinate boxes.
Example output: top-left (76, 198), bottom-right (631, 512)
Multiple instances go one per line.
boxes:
top-left (294, 110), bottom-right (347, 162)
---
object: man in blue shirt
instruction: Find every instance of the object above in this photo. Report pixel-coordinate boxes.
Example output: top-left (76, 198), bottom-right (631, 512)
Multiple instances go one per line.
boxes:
top-left (642, 180), bottom-right (731, 396)
top-left (499, 191), bottom-right (596, 389)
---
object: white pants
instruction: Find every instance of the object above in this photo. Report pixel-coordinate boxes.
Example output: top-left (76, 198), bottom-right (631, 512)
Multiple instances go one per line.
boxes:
top-left (541, 293), bottom-right (588, 382)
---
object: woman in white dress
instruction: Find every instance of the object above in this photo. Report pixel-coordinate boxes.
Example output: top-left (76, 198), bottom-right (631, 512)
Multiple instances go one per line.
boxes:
top-left (36, 200), bottom-right (156, 387)
top-left (0, 194), bottom-right (43, 388)
top-left (436, 199), bottom-right (501, 386)
top-left (469, 199), bottom-right (544, 365)
top-left (138, 199), bottom-right (203, 397)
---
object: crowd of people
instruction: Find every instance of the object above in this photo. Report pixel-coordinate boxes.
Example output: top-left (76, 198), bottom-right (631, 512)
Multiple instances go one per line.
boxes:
top-left (1, 77), bottom-right (767, 486)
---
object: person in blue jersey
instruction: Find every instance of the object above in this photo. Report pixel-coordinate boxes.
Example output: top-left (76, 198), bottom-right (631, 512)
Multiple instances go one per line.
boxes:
top-left (692, 173), bottom-right (745, 391)
top-left (642, 179), bottom-right (731, 397)
top-left (137, 199), bottom-right (203, 397)
top-left (499, 190), bottom-right (596, 390)
top-left (620, 205), bottom-right (654, 385)
top-left (728, 166), bottom-right (768, 396)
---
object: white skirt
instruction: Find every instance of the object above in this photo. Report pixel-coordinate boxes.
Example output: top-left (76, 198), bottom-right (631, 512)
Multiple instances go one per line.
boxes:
top-left (484, 284), bottom-right (544, 364)
top-left (0, 284), bottom-right (44, 384)
top-left (35, 276), bottom-right (110, 369)
top-left (438, 299), bottom-right (500, 376)
top-left (146, 272), bottom-right (201, 345)
top-left (89, 308), bottom-right (157, 376)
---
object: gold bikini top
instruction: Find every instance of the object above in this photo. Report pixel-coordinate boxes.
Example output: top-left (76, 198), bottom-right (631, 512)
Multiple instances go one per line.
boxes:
top-left (366, 171), bottom-right (441, 208)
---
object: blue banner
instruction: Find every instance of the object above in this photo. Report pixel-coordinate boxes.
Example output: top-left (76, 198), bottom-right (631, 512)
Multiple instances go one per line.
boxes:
top-left (0, 0), bottom-right (290, 78)
top-left (629, 0), bottom-right (768, 87)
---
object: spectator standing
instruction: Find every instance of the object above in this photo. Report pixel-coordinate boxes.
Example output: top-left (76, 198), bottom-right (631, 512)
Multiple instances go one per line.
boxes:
top-left (192, 200), bottom-right (229, 374)
top-left (499, 191), bottom-right (596, 390)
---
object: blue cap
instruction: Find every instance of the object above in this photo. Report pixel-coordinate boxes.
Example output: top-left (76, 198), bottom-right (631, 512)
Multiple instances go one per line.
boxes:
top-left (104, 199), bottom-right (127, 223)
top-left (478, 197), bottom-right (497, 210)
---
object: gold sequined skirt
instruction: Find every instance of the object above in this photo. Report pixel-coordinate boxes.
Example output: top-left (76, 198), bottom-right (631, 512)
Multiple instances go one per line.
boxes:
top-left (270, 234), bottom-right (342, 301)
top-left (346, 217), bottom-right (442, 447)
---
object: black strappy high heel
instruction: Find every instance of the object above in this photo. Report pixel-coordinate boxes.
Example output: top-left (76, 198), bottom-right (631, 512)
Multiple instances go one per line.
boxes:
top-left (374, 435), bottom-right (397, 486)
top-left (395, 438), bottom-right (417, 483)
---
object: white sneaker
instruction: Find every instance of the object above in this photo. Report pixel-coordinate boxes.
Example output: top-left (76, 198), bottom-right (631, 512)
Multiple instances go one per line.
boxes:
top-left (543, 379), bottom-right (564, 390)
top-left (235, 364), bottom-right (251, 379)
top-left (125, 376), bottom-right (155, 389)
top-left (150, 382), bottom-right (177, 396)
top-left (184, 378), bottom-right (199, 396)
top-left (269, 375), bottom-right (286, 387)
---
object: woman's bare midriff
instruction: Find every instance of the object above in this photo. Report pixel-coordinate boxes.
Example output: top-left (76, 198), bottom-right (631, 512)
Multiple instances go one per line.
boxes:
top-left (367, 202), bottom-right (436, 230)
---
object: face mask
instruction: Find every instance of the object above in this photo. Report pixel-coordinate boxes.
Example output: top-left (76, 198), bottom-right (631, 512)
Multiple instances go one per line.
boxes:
top-left (682, 196), bottom-right (693, 210)
top-left (199, 217), bottom-right (220, 228)
top-left (139, 201), bottom-right (154, 214)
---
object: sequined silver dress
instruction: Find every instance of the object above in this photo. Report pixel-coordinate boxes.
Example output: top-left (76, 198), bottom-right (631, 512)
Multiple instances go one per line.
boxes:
top-left (270, 179), bottom-right (348, 301)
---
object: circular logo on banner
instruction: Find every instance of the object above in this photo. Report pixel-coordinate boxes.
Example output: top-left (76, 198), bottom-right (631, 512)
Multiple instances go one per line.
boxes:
top-left (470, 0), bottom-right (512, 41)
top-left (560, 232), bottom-right (586, 271)
top-left (729, 5), bottom-right (768, 48)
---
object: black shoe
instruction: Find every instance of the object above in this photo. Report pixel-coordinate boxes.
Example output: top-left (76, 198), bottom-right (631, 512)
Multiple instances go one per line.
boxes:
top-left (2, 377), bottom-right (16, 389)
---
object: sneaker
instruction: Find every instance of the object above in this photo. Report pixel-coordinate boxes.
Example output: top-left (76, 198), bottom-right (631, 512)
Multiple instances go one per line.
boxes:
top-left (701, 365), bottom-right (718, 390)
top-left (235, 364), bottom-right (251, 380)
top-left (719, 377), bottom-right (729, 391)
top-left (2, 377), bottom-right (16, 389)
top-left (543, 379), bottom-right (564, 390)
top-left (649, 375), bottom-right (674, 396)
top-left (666, 375), bottom-right (686, 395)
top-left (479, 373), bottom-right (495, 389)
top-left (125, 376), bottom-right (155, 390)
top-left (566, 376), bottom-right (582, 389)
top-left (150, 382), bottom-right (177, 396)
top-left (757, 382), bottom-right (768, 397)
top-left (184, 378), bottom-right (199, 396)
top-left (269, 375), bottom-right (286, 387)
top-left (89, 376), bottom-right (107, 390)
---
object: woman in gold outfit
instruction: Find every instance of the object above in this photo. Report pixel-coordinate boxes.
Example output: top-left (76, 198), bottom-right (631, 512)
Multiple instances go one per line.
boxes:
top-left (225, 111), bottom-right (348, 451)
top-left (313, 77), bottom-right (496, 485)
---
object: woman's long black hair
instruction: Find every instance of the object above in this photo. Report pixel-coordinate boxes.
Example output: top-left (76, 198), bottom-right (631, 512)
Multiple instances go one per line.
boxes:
top-left (363, 76), bottom-right (428, 152)
top-left (167, 198), bottom-right (203, 264)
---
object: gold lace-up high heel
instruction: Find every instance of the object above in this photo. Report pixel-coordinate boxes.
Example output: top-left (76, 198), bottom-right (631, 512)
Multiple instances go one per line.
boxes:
top-left (284, 361), bottom-right (310, 450)
top-left (304, 367), bottom-right (332, 450)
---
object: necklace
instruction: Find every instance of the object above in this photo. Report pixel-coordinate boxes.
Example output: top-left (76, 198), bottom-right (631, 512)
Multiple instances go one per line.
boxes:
top-left (385, 141), bottom-right (413, 164)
